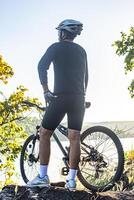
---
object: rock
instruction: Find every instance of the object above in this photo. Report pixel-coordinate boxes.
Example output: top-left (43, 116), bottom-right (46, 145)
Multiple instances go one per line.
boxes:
top-left (0, 184), bottom-right (134, 200)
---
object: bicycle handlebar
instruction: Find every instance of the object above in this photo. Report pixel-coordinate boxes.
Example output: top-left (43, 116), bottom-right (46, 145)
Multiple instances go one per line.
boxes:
top-left (22, 100), bottom-right (91, 111)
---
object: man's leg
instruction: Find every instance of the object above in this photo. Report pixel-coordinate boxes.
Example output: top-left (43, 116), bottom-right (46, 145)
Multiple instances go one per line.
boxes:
top-left (27, 127), bottom-right (53, 187)
top-left (39, 127), bottom-right (53, 178)
top-left (39, 127), bottom-right (53, 165)
top-left (67, 129), bottom-right (81, 180)
top-left (38, 96), bottom-right (65, 181)
top-left (27, 96), bottom-right (66, 187)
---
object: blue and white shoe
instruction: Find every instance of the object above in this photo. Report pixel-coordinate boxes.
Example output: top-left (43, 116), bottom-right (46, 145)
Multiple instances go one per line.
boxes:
top-left (65, 179), bottom-right (76, 190)
top-left (27, 175), bottom-right (50, 187)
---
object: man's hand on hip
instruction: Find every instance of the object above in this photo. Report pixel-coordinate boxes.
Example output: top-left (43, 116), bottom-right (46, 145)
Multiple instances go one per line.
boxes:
top-left (44, 90), bottom-right (57, 104)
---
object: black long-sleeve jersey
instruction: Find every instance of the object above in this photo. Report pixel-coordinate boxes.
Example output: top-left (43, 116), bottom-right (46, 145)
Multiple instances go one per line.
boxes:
top-left (38, 41), bottom-right (88, 95)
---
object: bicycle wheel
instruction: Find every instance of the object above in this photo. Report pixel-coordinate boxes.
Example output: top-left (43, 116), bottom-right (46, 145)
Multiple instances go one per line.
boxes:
top-left (20, 134), bottom-right (40, 183)
top-left (78, 126), bottom-right (124, 191)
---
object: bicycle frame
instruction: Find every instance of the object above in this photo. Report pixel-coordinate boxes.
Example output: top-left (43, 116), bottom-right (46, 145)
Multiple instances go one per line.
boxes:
top-left (53, 124), bottom-right (68, 159)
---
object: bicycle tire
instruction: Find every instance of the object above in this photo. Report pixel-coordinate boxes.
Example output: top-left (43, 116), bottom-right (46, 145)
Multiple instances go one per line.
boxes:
top-left (78, 126), bottom-right (124, 191)
top-left (20, 134), bottom-right (39, 183)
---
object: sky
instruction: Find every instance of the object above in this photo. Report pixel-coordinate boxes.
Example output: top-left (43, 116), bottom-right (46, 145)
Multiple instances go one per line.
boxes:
top-left (0, 0), bottom-right (134, 123)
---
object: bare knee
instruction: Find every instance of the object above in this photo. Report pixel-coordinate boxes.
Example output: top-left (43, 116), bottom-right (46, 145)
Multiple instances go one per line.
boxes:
top-left (68, 129), bottom-right (80, 143)
top-left (40, 127), bottom-right (53, 138)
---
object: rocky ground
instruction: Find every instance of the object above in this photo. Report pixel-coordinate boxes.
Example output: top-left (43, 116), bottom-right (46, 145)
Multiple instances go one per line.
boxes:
top-left (0, 183), bottom-right (134, 200)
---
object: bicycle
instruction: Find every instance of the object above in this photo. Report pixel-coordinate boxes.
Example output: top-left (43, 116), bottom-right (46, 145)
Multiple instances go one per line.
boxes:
top-left (20, 101), bottom-right (124, 192)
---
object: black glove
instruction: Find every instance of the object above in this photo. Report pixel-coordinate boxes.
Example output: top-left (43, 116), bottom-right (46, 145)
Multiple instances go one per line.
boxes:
top-left (44, 90), bottom-right (57, 104)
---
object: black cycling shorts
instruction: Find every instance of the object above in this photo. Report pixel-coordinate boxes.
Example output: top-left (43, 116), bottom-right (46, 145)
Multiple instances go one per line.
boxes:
top-left (42, 95), bottom-right (85, 131)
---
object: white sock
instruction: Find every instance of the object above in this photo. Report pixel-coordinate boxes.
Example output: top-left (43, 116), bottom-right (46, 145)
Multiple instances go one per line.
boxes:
top-left (66, 169), bottom-right (78, 180)
top-left (39, 165), bottom-right (48, 178)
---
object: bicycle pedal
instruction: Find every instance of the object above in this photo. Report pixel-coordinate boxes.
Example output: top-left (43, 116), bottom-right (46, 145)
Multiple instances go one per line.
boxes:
top-left (61, 167), bottom-right (69, 176)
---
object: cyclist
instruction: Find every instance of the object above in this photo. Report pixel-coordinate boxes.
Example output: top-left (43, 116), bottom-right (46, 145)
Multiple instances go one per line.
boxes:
top-left (27, 19), bottom-right (88, 190)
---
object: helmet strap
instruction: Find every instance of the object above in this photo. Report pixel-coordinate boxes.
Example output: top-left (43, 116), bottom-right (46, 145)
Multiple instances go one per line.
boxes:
top-left (60, 30), bottom-right (66, 41)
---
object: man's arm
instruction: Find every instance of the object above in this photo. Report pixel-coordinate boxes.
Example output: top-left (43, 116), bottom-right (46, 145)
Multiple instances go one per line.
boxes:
top-left (41, 84), bottom-right (49, 93)
top-left (85, 57), bottom-right (88, 93)
top-left (38, 45), bottom-right (55, 93)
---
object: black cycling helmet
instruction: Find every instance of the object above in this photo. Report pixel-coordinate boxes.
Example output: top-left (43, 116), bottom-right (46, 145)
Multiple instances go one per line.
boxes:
top-left (56, 19), bottom-right (83, 35)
